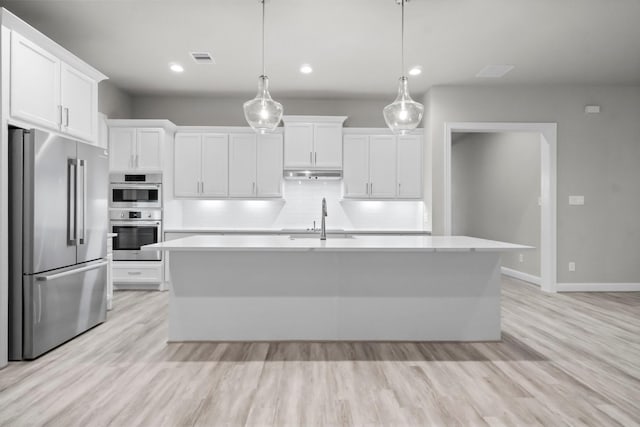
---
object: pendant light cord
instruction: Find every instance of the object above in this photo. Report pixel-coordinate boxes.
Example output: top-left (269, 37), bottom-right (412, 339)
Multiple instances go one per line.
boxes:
top-left (262, 0), bottom-right (266, 76)
top-left (401, 0), bottom-right (405, 77)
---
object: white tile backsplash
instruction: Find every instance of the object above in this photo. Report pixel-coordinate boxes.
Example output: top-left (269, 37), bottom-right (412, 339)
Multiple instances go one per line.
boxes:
top-left (167, 181), bottom-right (424, 230)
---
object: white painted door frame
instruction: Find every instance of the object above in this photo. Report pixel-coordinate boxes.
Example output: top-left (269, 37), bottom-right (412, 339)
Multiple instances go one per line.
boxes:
top-left (444, 122), bottom-right (557, 293)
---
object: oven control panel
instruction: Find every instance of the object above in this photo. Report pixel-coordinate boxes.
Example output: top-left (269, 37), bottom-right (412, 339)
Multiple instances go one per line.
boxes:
top-left (109, 209), bottom-right (162, 221)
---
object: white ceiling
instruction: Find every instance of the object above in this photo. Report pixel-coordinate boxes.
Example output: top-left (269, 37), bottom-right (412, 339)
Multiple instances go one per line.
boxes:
top-left (1, 0), bottom-right (639, 98)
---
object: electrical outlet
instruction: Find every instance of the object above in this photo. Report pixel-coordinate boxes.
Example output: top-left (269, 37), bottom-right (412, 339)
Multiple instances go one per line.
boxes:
top-left (569, 195), bottom-right (585, 205)
top-left (519, 253), bottom-right (524, 263)
top-left (568, 262), bottom-right (576, 272)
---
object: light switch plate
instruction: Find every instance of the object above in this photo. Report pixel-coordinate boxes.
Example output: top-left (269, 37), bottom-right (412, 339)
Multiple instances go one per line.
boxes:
top-left (569, 195), bottom-right (585, 205)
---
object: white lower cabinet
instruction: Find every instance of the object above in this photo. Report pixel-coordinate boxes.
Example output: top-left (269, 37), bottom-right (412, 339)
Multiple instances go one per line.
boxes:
top-left (343, 132), bottom-right (422, 200)
top-left (112, 262), bottom-right (163, 290)
top-left (229, 133), bottom-right (283, 198)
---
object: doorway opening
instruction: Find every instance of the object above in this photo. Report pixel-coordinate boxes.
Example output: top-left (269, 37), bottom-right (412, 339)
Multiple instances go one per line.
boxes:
top-left (444, 123), bottom-right (557, 292)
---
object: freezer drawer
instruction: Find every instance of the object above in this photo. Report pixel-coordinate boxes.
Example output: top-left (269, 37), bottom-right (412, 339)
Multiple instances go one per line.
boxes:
top-left (22, 260), bottom-right (107, 360)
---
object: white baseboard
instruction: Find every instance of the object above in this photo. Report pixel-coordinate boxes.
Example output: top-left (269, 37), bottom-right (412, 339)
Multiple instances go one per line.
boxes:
top-left (501, 267), bottom-right (541, 286)
top-left (556, 282), bottom-right (640, 292)
top-left (114, 283), bottom-right (163, 291)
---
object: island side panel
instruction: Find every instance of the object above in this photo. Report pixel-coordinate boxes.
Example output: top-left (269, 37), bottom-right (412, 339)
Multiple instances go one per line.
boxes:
top-left (168, 250), bottom-right (501, 341)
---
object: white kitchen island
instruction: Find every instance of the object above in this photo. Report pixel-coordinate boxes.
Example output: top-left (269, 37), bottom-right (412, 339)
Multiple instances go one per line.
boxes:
top-left (145, 235), bottom-right (530, 342)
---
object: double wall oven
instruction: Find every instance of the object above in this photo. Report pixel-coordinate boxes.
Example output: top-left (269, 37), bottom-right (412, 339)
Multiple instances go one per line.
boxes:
top-left (109, 173), bottom-right (162, 261)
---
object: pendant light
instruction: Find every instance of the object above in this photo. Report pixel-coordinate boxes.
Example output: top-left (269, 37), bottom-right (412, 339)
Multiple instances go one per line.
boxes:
top-left (243, 0), bottom-right (283, 134)
top-left (383, 0), bottom-right (424, 135)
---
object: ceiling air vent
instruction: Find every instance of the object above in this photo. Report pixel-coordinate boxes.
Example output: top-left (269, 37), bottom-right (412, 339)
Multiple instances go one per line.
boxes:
top-left (190, 52), bottom-right (215, 64)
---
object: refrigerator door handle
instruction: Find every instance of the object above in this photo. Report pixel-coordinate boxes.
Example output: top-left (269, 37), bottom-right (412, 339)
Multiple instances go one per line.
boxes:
top-left (79, 159), bottom-right (87, 244)
top-left (34, 261), bottom-right (108, 281)
top-left (37, 285), bottom-right (42, 323)
top-left (67, 159), bottom-right (77, 245)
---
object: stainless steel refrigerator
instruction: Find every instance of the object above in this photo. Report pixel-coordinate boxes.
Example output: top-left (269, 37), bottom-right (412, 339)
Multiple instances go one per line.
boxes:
top-left (9, 128), bottom-right (109, 360)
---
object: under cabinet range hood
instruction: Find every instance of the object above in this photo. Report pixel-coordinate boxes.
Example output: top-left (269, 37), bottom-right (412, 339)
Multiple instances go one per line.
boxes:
top-left (283, 170), bottom-right (342, 180)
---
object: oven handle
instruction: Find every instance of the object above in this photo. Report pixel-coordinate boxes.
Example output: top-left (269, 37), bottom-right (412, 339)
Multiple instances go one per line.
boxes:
top-left (111, 221), bottom-right (161, 227)
top-left (110, 184), bottom-right (161, 190)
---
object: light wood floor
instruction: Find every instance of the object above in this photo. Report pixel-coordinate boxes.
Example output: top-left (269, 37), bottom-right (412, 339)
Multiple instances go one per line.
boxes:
top-left (1, 277), bottom-right (639, 426)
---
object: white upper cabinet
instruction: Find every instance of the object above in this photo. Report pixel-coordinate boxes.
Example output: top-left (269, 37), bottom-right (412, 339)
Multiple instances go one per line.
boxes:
top-left (283, 123), bottom-right (313, 167)
top-left (369, 135), bottom-right (397, 199)
top-left (396, 135), bottom-right (423, 199)
top-left (174, 133), bottom-right (228, 198)
top-left (174, 133), bottom-right (203, 197)
top-left (10, 30), bottom-right (103, 143)
top-left (228, 132), bottom-right (283, 198)
top-left (201, 134), bottom-right (229, 197)
top-left (314, 123), bottom-right (343, 168)
top-left (343, 135), bottom-right (369, 198)
top-left (343, 131), bottom-right (423, 200)
top-left (229, 134), bottom-right (258, 197)
top-left (256, 133), bottom-right (283, 197)
top-left (108, 123), bottom-right (167, 172)
top-left (136, 129), bottom-right (163, 171)
top-left (10, 32), bottom-right (61, 130)
top-left (60, 62), bottom-right (96, 141)
top-left (109, 128), bottom-right (136, 171)
top-left (174, 130), bottom-right (281, 199)
top-left (283, 116), bottom-right (347, 169)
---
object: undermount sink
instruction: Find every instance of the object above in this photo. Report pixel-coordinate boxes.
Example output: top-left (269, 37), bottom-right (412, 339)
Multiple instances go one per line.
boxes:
top-left (289, 233), bottom-right (355, 240)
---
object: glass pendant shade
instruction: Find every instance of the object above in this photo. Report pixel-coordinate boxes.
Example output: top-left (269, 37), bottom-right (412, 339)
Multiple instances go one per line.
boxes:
top-left (243, 75), bottom-right (283, 134)
top-left (383, 76), bottom-right (424, 135)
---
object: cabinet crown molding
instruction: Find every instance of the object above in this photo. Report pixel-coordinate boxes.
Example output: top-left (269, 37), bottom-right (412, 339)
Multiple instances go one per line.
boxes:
top-left (1, 8), bottom-right (107, 82)
top-left (282, 115), bottom-right (347, 124)
top-left (106, 119), bottom-right (177, 131)
top-left (342, 127), bottom-right (423, 135)
top-left (176, 126), bottom-right (283, 135)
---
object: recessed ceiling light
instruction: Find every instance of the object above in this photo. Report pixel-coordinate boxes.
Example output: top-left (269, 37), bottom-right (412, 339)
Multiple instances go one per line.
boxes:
top-left (476, 64), bottom-right (514, 78)
top-left (300, 64), bottom-right (313, 74)
top-left (169, 63), bottom-right (184, 73)
top-left (408, 66), bottom-right (422, 76)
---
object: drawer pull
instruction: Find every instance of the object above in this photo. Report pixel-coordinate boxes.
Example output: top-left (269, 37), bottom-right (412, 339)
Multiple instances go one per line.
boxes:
top-left (127, 271), bottom-right (142, 276)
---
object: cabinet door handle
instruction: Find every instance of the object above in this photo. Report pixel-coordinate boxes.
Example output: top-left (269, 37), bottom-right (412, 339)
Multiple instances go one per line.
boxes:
top-left (310, 151), bottom-right (313, 164)
top-left (314, 152), bottom-right (317, 164)
top-left (398, 182), bottom-right (401, 195)
top-left (365, 182), bottom-right (369, 195)
top-left (370, 182), bottom-right (373, 195)
top-left (252, 182), bottom-right (256, 195)
top-left (64, 107), bottom-right (70, 127)
top-left (58, 105), bottom-right (63, 126)
top-left (201, 181), bottom-right (205, 194)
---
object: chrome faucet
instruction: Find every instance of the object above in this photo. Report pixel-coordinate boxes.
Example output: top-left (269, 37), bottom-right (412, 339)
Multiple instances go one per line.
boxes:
top-left (320, 197), bottom-right (328, 240)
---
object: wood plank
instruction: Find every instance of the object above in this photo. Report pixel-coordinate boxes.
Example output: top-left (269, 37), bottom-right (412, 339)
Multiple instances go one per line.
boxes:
top-left (0, 278), bottom-right (638, 426)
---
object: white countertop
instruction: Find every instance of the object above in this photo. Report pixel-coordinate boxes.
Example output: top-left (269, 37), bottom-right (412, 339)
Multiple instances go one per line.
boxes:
top-left (145, 235), bottom-right (531, 252)
top-left (163, 227), bottom-right (431, 235)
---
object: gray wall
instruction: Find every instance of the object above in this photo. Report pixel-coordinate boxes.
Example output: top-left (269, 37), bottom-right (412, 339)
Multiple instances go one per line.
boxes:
top-left (130, 95), bottom-right (390, 127)
top-left (98, 80), bottom-right (133, 119)
top-left (425, 85), bottom-right (640, 283)
top-left (452, 132), bottom-right (541, 276)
